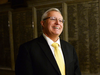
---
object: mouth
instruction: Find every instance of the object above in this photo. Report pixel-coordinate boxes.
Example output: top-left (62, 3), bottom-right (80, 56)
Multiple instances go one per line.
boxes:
top-left (53, 27), bottom-right (59, 29)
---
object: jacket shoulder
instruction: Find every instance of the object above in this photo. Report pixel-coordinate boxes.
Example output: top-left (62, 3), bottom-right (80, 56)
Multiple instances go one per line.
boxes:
top-left (60, 40), bottom-right (74, 48)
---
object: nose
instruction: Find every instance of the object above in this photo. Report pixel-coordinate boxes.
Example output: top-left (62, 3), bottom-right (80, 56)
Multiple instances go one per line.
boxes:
top-left (55, 19), bottom-right (60, 25)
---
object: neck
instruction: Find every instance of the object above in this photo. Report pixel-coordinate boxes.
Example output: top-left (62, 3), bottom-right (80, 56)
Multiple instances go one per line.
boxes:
top-left (44, 33), bottom-right (59, 42)
top-left (50, 36), bottom-right (59, 42)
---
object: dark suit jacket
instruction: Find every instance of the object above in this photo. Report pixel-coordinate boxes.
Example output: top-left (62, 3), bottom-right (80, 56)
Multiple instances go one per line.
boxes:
top-left (15, 35), bottom-right (81, 75)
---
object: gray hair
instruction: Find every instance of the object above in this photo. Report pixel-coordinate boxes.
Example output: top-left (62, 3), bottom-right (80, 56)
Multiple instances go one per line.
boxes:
top-left (41, 8), bottom-right (61, 21)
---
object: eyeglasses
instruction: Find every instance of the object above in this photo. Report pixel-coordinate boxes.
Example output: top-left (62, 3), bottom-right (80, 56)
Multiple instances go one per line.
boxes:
top-left (43, 17), bottom-right (65, 23)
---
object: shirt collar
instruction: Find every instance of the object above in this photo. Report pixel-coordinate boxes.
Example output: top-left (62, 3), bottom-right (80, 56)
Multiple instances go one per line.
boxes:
top-left (43, 33), bottom-right (61, 46)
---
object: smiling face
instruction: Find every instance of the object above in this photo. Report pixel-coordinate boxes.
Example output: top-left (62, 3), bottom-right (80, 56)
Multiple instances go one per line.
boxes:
top-left (41, 11), bottom-right (63, 40)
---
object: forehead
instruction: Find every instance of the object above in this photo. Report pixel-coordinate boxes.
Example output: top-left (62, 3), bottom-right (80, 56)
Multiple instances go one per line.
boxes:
top-left (47, 11), bottom-right (63, 19)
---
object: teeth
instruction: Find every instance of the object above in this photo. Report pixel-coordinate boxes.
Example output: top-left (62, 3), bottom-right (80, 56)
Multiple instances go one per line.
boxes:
top-left (54, 27), bottom-right (59, 29)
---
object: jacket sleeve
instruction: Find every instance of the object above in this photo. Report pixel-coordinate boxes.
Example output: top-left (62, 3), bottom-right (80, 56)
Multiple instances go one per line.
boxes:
top-left (73, 48), bottom-right (81, 75)
top-left (15, 44), bottom-right (34, 75)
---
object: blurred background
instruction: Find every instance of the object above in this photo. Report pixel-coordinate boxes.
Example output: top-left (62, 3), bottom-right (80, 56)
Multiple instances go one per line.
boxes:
top-left (0, 0), bottom-right (100, 75)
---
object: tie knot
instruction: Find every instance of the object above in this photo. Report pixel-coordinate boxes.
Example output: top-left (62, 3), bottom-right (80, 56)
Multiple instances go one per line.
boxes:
top-left (51, 43), bottom-right (59, 48)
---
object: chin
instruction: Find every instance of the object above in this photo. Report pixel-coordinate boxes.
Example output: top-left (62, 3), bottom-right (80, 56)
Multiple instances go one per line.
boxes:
top-left (54, 33), bottom-right (60, 36)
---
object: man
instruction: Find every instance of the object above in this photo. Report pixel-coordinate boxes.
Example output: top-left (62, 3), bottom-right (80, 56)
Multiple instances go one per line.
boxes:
top-left (15, 8), bottom-right (81, 75)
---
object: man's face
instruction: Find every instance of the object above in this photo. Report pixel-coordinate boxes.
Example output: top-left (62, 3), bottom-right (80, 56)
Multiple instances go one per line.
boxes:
top-left (41, 11), bottom-right (63, 37)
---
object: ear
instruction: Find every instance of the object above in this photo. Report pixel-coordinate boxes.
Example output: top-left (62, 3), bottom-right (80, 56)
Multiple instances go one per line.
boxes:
top-left (40, 21), bottom-right (44, 27)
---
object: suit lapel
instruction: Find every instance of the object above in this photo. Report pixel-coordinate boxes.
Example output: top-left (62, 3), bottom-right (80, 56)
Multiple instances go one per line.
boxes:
top-left (38, 35), bottom-right (61, 74)
top-left (60, 40), bottom-right (72, 74)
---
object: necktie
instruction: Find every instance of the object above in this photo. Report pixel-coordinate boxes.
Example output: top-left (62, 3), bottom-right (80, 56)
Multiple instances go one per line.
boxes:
top-left (52, 43), bottom-right (65, 75)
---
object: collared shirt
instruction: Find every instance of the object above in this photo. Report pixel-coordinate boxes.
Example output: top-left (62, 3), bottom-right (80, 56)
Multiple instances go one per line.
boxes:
top-left (43, 33), bottom-right (65, 62)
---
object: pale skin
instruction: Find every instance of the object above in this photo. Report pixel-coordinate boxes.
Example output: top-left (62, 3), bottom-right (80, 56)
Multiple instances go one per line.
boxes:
top-left (41, 11), bottom-right (63, 42)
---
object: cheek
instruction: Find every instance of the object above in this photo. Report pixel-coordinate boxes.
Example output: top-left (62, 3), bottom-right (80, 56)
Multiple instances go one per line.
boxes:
top-left (62, 25), bottom-right (63, 29)
top-left (47, 23), bottom-right (53, 28)
top-left (61, 24), bottom-right (63, 29)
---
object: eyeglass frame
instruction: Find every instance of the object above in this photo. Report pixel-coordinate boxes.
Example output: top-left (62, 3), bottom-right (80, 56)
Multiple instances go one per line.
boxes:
top-left (43, 17), bottom-right (65, 23)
